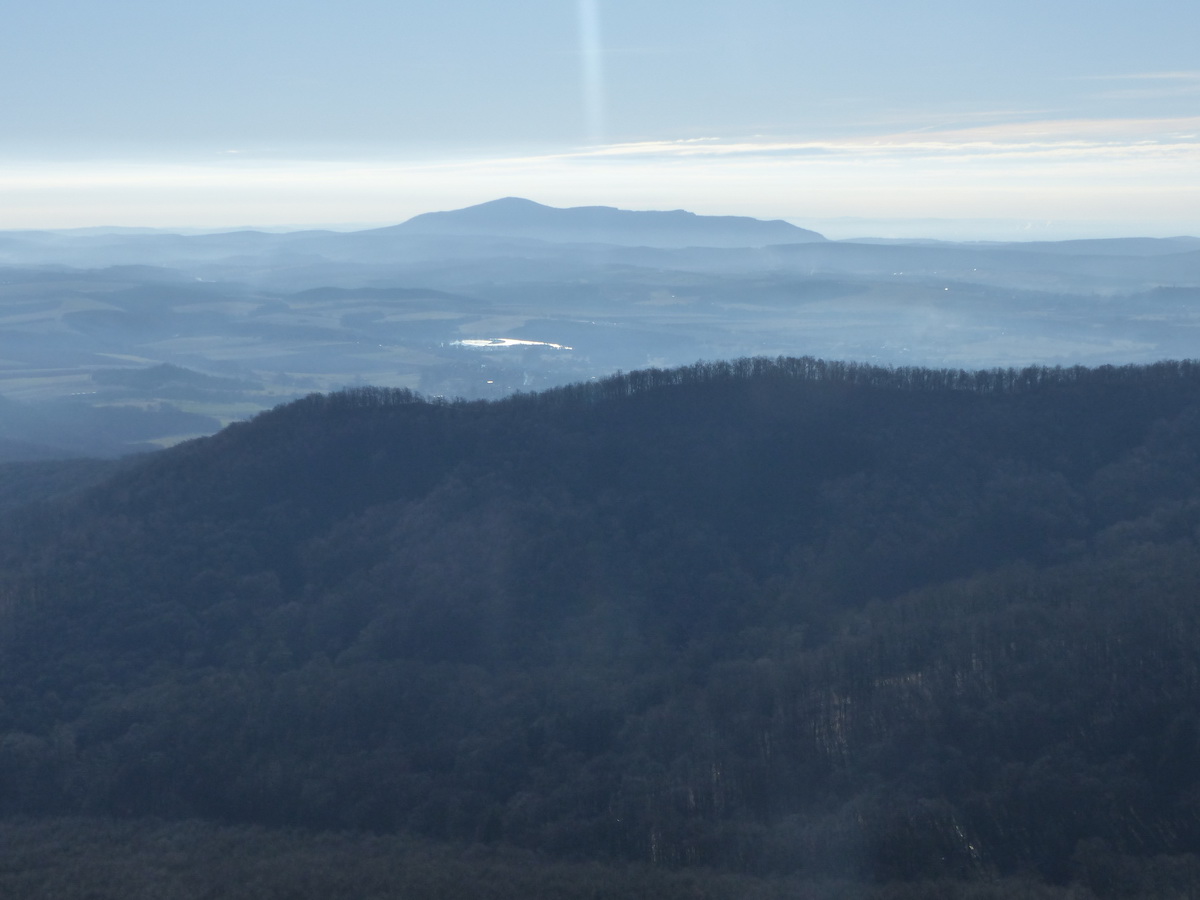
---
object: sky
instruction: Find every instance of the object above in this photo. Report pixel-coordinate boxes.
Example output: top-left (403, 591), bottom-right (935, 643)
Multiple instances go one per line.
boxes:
top-left (2, 0), bottom-right (1198, 238)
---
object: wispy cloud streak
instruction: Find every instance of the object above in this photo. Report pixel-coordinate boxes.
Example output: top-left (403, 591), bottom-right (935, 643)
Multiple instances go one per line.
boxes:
top-left (505, 121), bottom-right (1199, 174)
top-left (1078, 72), bottom-right (1200, 100)
top-left (0, 116), bottom-right (1196, 232)
top-left (1080, 71), bottom-right (1200, 81)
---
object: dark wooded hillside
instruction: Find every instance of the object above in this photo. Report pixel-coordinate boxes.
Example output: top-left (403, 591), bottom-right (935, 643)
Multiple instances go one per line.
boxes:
top-left (2, 357), bottom-right (1200, 894)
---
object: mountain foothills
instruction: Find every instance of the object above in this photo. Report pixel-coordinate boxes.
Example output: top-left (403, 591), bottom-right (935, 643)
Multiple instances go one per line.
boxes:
top-left (3, 358), bottom-right (1200, 897)
top-left (2, 198), bottom-right (1200, 459)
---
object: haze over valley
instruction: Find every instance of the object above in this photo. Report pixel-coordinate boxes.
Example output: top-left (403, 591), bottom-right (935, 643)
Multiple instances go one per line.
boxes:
top-left (2, 196), bottom-right (1198, 458)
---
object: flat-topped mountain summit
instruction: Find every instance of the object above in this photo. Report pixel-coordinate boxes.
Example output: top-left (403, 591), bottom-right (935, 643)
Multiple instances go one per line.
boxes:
top-left (386, 196), bottom-right (827, 247)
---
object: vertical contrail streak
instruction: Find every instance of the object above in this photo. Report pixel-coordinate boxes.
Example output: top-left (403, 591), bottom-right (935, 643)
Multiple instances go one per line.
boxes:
top-left (578, 0), bottom-right (605, 143)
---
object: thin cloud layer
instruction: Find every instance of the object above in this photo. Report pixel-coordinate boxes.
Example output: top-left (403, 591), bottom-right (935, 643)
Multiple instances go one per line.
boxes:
top-left (1, 115), bottom-right (1196, 236)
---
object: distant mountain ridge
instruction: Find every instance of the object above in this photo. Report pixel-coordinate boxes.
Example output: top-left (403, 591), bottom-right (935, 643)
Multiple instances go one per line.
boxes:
top-left (386, 197), bottom-right (827, 248)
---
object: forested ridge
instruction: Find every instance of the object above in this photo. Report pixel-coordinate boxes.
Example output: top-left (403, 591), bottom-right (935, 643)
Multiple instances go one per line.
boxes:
top-left (3, 357), bottom-right (1200, 897)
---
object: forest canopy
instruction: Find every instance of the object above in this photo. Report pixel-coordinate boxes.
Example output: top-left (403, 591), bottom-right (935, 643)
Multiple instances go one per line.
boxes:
top-left (2, 357), bottom-right (1200, 896)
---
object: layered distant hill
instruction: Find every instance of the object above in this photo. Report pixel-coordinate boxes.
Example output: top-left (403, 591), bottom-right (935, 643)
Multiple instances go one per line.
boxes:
top-left (387, 196), bottom-right (828, 247)
top-left (4, 359), bottom-right (1200, 896)
top-left (1, 201), bottom-right (1198, 458)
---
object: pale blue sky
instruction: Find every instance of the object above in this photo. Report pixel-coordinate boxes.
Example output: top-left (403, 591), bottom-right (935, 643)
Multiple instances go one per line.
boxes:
top-left (2, 0), bottom-right (1197, 235)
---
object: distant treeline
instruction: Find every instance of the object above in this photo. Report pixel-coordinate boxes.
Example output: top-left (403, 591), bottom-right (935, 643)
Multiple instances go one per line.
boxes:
top-left (281, 356), bottom-right (1200, 412)
top-left (3, 357), bottom-right (1200, 896)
